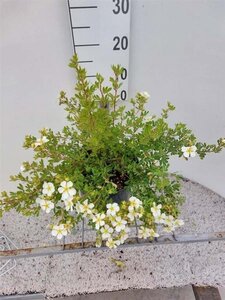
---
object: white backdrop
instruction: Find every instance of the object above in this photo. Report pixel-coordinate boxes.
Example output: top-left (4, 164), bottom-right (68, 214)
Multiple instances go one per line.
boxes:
top-left (1, 0), bottom-right (225, 196)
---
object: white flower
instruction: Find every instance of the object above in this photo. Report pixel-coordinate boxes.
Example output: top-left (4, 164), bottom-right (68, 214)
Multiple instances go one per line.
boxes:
top-left (173, 219), bottom-right (184, 227)
top-left (119, 227), bottom-right (130, 243)
top-left (127, 209), bottom-right (136, 221)
top-left (164, 215), bottom-right (174, 227)
top-left (92, 213), bottom-right (105, 230)
top-left (75, 201), bottom-right (82, 214)
top-left (111, 216), bottom-right (127, 233)
top-left (100, 224), bottom-right (113, 240)
top-left (39, 199), bottom-right (54, 213)
top-left (154, 213), bottom-right (166, 224)
top-left (20, 164), bottom-right (25, 172)
top-left (42, 182), bottom-right (55, 197)
top-left (145, 115), bottom-right (153, 122)
top-left (64, 196), bottom-right (74, 212)
top-left (106, 238), bottom-right (120, 249)
top-left (181, 145), bottom-right (197, 158)
top-left (33, 136), bottom-right (49, 148)
top-left (106, 203), bottom-right (120, 216)
top-left (151, 202), bottom-right (162, 217)
top-left (138, 226), bottom-right (151, 239)
top-left (139, 91), bottom-right (150, 100)
top-left (108, 215), bottom-right (117, 224)
top-left (163, 225), bottom-right (175, 233)
top-left (138, 226), bottom-right (159, 239)
top-left (128, 196), bottom-right (142, 209)
top-left (58, 181), bottom-right (76, 200)
top-left (127, 209), bottom-right (143, 221)
top-left (51, 224), bottom-right (67, 239)
top-left (149, 229), bottom-right (159, 238)
top-left (36, 198), bottom-right (42, 205)
top-left (79, 199), bottom-right (94, 217)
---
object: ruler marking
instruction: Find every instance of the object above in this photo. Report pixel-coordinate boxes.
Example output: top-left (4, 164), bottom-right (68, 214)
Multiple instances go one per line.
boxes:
top-left (72, 26), bottom-right (91, 29)
top-left (70, 6), bottom-right (98, 9)
top-left (86, 75), bottom-right (96, 78)
top-left (67, 0), bottom-right (131, 97)
top-left (78, 60), bottom-right (93, 63)
top-left (75, 43), bottom-right (100, 47)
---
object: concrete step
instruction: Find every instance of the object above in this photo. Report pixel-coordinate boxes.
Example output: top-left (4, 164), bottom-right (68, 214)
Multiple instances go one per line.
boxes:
top-left (56, 286), bottom-right (196, 300)
top-left (2, 286), bottom-right (225, 300)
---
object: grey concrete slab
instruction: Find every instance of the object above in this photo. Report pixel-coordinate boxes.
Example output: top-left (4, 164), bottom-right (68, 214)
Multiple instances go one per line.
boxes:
top-left (0, 241), bottom-right (225, 297)
top-left (1, 180), bottom-right (225, 297)
top-left (44, 241), bottom-right (225, 297)
top-left (55, 286), bottom-right (195, 300)
top-left (0, 211), bottom-right (60, 249)
top-left (0, 256), bottom-right (50, 295)
top-left (178, 179), bottom-right (225, 234)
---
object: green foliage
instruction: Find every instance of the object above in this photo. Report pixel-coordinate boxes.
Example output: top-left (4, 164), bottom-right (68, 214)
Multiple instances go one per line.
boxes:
top-left (1, 53), bottom-right (225, 227)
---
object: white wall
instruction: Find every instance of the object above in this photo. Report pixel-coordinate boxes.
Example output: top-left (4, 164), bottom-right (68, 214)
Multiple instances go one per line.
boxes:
top-left (1, 0), bottom-right (225, 196)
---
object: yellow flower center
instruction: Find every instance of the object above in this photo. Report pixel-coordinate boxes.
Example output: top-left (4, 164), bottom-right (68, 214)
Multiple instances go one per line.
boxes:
top-left (83, 204), bottom-right (89, 210)
top-left (187, 147), bottom-right (192, 154)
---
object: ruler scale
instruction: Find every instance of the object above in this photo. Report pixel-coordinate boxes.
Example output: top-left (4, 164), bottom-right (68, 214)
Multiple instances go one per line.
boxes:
top-left (68, 0), bottom-right (131, 101)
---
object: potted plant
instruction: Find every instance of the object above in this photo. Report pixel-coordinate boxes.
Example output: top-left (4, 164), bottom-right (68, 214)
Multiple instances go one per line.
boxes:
top-left (1, 54), bottom-right (225, 249)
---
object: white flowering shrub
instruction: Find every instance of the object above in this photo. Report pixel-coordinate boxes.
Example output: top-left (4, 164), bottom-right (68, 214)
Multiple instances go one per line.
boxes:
top-left (1, 54), bottom-right (225, 249)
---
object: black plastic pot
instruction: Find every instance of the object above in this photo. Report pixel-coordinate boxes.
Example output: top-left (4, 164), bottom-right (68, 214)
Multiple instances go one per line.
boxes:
top-left (110, 189), bottom-right (130, 204)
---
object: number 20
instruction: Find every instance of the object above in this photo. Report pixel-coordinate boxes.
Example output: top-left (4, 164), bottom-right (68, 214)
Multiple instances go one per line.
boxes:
top-left (113, 36), bottom-right (128, 50)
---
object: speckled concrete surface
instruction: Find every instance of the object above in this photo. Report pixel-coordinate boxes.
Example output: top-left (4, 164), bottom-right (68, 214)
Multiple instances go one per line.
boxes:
top-left (178, 179), bottom-right (225, 234)
top-left (0, 256), bottom-right (49, 295)
top-left (0, 211), bottom-right (60, 249)
top-left (1, 240), bottom-right (225, 297)
top-left (1, 179), bottom-right (225, 297)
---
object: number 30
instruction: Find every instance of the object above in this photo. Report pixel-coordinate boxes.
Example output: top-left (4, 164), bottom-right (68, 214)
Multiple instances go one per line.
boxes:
top-left (112, 0), bottom-right (129, 14)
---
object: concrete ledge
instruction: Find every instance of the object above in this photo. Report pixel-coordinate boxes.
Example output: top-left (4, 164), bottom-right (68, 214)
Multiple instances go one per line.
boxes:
top-left (55, 286), bottom-right (196, 300)
top-left (0, 295), bottom-right (44, 300)
top-left (0, 179), bottom-right (225, 297)
top-left (1, 240), bottom-right (225, 297)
